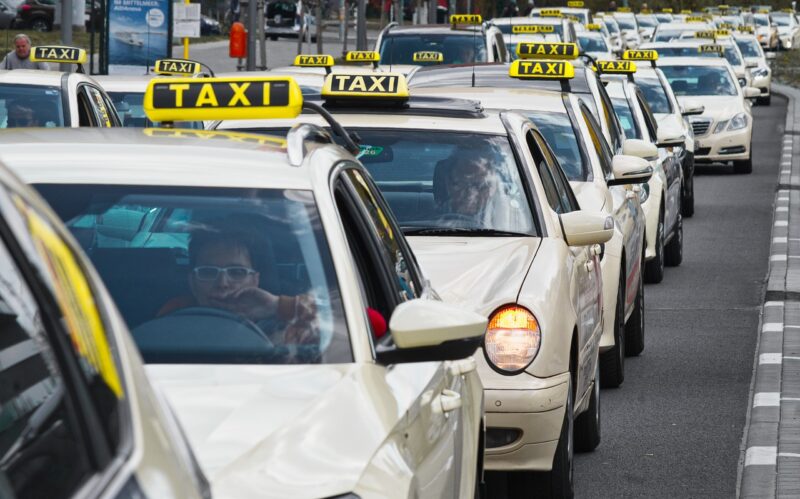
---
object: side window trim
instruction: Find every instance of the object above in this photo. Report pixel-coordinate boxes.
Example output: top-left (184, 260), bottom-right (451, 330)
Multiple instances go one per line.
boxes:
top-left (531, 130), bottom-right (580, 212)
top-left (579, 102), bottom-right (615, 180)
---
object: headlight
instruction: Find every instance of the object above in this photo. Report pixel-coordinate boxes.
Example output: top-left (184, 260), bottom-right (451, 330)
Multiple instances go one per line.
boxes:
top-left (713, 120), bottom-right (729, 133)
top-left (484, 305), bottom-right (541, 374)
top-left (751, 67), bottom-right (770, 78)
top-left (728, 112), bottom-right (748, 131)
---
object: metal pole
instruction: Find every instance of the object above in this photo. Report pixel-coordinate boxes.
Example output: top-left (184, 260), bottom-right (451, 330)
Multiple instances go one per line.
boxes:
top-left (342, 1), bottom-right (349, 55)
top-left (258, 0), bottom-right (267, 69)
top-left (63, 0), bottom-right (73, 44)
top-left (316, 1), bottom-right (323, 52)
top-left (356, 0), bottom-right (366, 50)
top-left (427, 0), bottom-right (436, 24)
top-left (183, 0), bottom-right (190, 58)
top-left (339, 0), bottom-right (345, 40)
top-left (247, 0), bottom-right (257, 70)
top-left (296, 0), bottom-right (304, 54)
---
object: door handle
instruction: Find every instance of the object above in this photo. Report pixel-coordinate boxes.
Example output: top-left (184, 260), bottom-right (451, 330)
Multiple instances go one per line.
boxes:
top-left (585, 260), bottom-right (595, 272)
top-left (591, 244), bottom-right (602, 256)
top-left (449, 357), bottom-right (477, 376)
top-left (433, 389), bottom-right (462, 414)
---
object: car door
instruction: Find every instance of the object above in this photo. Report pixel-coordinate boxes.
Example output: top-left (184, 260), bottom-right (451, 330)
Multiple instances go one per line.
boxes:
top-left (333, 165), bottom-right (471, 499)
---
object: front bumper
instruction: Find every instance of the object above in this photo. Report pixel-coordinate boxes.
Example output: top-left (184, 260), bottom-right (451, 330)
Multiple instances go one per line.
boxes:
top-left (692, 122), bottom-right (752, 162)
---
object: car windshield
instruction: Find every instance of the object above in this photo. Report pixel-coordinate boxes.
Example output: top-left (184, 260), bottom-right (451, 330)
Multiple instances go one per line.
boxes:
top-left (771, 15), bottom-right (791, 26)
top-left (661, 65), bottom-right (738, 96)
top-left (36, 185), bottom-right (351, 365)
top-left (528, 111), bottom-right (590, 181)
top-left (0, 84), bottom-right (64, 128)
top-left (653, 45), bottom-right (739, 64)
top-left (754, 16), bottom-right (769, 26)
top-left (637, 16), bottom-right (658, 27)
top-left (611, 98), bottom-right (641, 139)
top-left (603, 19), bottom-right (620, 33)
top-left (379, 33), bottom-right (487, 64)
top-left (723, 45), bottom-right (743, 66)
top-left (636, 77), bottom-right (673, 113)
top-left (577, 34), bottom-right (609, 52)
top-left (736, 38), bottom-right (763, 57)
top-left (496, 22), bottom-right (564, 37)
top-left (108, 91), bottom-right (203, 129)
top-left (615, 17), bottom-right (636, 30)
top-left (350, 130), bottom-right (537, 235)
top-left (655, 14), bottom-right (672, 23)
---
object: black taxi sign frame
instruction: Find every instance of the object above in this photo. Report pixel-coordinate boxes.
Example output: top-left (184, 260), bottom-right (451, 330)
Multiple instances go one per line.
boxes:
top-left (516, 42), bottom-right (579, 60)
top-left (622, 49), bottom-right (658, 61)
top-left (597, 60), bottom-right (637, 74)
top-left (512, 24), bottom-right (555, 34)
top-left (345, 51), bottom-right (380, 63)
top-left (143, 76), bottom-right (303, 123)
top-left (154, 58), bottom-right (203, 76)
top-left (412, 51), bottom-right (444, 63)
top-left (321, 73), bottom-right (409, 99)
top-left (30, 45), bottom-right (86, 64)
top-left (450, 14), bottom-right (482, 25)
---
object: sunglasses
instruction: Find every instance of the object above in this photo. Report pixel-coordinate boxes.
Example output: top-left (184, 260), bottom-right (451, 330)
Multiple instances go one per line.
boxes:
top-left (192, 265), bottom-right (256, 282)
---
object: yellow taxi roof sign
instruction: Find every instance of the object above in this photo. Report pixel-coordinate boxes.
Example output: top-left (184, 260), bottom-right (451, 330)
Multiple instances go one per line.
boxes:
top-left (714, 29), bottom-right (731, 37)
top-left (143, 76), bottom-right (303, 123)
top-left (30, 45), bottom-right (86, 64)
top-left (718, 22), bottom-right (734, 30)
top-left (322, 73), bottom-right (409, 99)
top-left (512, 24), bottom-right (555, 34)
top-left (516, 42), bottom-right (579, 60)
top-left (586, 23), bottom-right (602, 31)
top-left (686, 16), bottom-right (706, 22)
top-left (695, 30), bottom-right (717, 39)
top-left (738, 25), bottom-right (755, 33)
top-left (509, 59), bottom-right (575, 80)
top-left (538, 8), bottom-right (562, 17)
top-left (412, 51), bottom-right (444, 63)
top-left (680, 9), bottom-right (692, 15)
top-left (345, 51), bottom-right (380, 63)
top-left (567, 1), bottom-right (584, 7)
top-left (294, 54), bottom-right (335, 67)
top-left (719, 4), bottom-right (730, 9)
top-left (450, 14), bottom-right (482, 25)
top-left (617, 6), bottom-right (631, 12)
top-left (782, 8), bottom-right (795, 13)
top-left (699, 44), bottom-right (724, 55)
top-left (662, 8), bottom-right (673, 13)
top-left (154, 58), bottom-right (202, 76)
top-left (597, 60), bottom-right (637, 74)
top-left (622, 49), bottom-right (658, 61)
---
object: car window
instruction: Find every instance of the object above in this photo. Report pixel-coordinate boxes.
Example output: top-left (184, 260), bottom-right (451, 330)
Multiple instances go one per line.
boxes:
top-left (660, 65), bottom-right (738, 96)
top-left (379, 33), bottom-right (488, 65)
top-left (636, 92), bottom-right (659, 142)
top-left (595, 81), bottom-right (624, 152)
top-left (611, 97), bottom-right (641, 140)
top-left (108, 91), bottom-right (203, 129)
top-left (494, 32), bottom-right (507, 61)
top-left (83, 86), bottom-right (114, 128)
top-left (527, 110), bottom-right (591, 181)
top-left (636, 77), bottom-right (673, 113)
top-left (76, 90), bottom-right (97, 127)
top-left (580, 104), bottom-right (615, 178)
top-left (529, 130), bottom-right (579, 212)
top-left (35, 184), bottom-right (351, 365)
top-left (0, 84), bottom-right (64, 128)
top-left (735, 38), bottom-right (763, 57)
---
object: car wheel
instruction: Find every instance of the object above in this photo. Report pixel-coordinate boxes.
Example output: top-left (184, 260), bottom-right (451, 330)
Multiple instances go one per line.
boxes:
top-left (29, 17), bottom-right (50, 32)
top-left (681, 174), bottom-right (694, 218)
top-left (526, 378), bottom-right (574, 498)
top-left (625, 254), bottom-right (645, 356)
top-left (575, 360), bottom-right (601, 452)
top-left (644, 210), bottom-right (665, 284)
top-left (269, 35), bottom-right (278, 40)
top-left (599, 269), bottom-right (625, 388)
top-left (733, 153), bottom-right (753, 174)
top-left (665, 211), bottom-right (683, 267)
top-left (757, 95), bottom-right (771, 106)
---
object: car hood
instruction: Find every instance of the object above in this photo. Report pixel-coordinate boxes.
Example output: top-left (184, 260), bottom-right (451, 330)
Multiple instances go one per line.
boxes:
top-left (677, 95), bottom-right (744, 121)
top-left (407, 236), bottom-right (540, 314)
top-left (146, 363), bottom-right (399, 498)
top-left (570, 181), bottom-right (606, 212)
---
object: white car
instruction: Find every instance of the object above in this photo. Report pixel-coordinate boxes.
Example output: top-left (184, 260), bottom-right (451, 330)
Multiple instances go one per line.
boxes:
top-left (3, 75), bottom-right (490, 498)
top-left (651, 21), bottom-right (714, 42)
top-left (613, 11), bottom-right (642, 48)
top-left (771, 10), bottom-right (800, 49)
top-left (748, 12), bottom-right (779, 49)
top-left (640, 37), bottom-right (752, 88)
top-left (658, 57), bottom-right (759, 173)
top-left (491, 16), bottom-right (577, 58)
top-left (577, 30), bottom-right (614, 60)
top-left (635, 13), bottom-right (660, 42)
top-left (735, 33), bottom-right (772, 105)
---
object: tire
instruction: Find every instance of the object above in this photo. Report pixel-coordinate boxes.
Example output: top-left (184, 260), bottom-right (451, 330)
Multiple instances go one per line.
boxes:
top-left (29, 17), bottom-right (51, 32)
top-left (625, 255), bottom-right (645, 356)
top-left (681, 172), bottom-right (694, 218)
top-left (665, 212), bottom-right (683, 267)
top-left (269, 35), bottom-right (278, 40)
top-left (756, 95), bottom-right (771, 106)
top-left (599, 270), bottom-right (625, 388)
top-left (733, 155), bottom-right (753, 174)
top-left (644, 211), bottom-right (665, 284)
top-left (575, 361), bottom-right (601, 452)
top-left (526, 379), bottom-right (574, 498)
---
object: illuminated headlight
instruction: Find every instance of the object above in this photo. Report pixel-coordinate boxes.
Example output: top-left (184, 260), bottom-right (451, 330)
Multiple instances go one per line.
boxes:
top-left (713, 120), bottom-right (729, 133)
top-left (484, 305), bottom-right (541, 374)
top-left (751, 67), bottom-right (770, 77)
top-left (728, 112), bottom-right (748, 131)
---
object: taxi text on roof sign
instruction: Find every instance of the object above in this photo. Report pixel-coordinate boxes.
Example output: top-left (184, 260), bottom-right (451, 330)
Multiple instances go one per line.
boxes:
top-left (699, 44), bottom-right (724, 55)
top-left (597, 60), bottom-right (637, 74)
top-left (538, 8), bottom-right (562, 17)
top-left (686, 16), bottom-right (706, 22)
top-left (714, 29), bottom-right (731, 37)
top-left (449, 14), bottom-right (482, 25)
top-left (345, 51), bottom-right (380, 63)
top-left (412, 51), bottom-right (444, 63)
top-left (516, 42), bottom-right (579, 60)
top-left (622, 49), bottom-right (658, 61)
top-left (143, 76), bottom-right (303, 122)
top-left (738, 25), bottom-right (754, 33)
top-left (680, 9), bottom-right (692, 14)
top-left (30, 45), bottom-right (86, 64)
top-left (509, 59), bottom-right (575, 79)
top-left (567, 1), bottom-right (584, 7)
top-left (322, 73), bottom-right (409, 98)
top-left (616, 6), bottom-right (631, 12)
top-left (511, 24), bottom-right (555, 34)
top-left (718, 23), bottom-right (734, 30)
top-left (154, 58), bottom-right (202, 76)
top-left (662, 8), bottom-right (673, 13)
top-left (586, 23), bottom-right (602, 31)
top-left (294, 54), bottom-right (334, 67)
top-left (695, 30), bottom-right (716, 39)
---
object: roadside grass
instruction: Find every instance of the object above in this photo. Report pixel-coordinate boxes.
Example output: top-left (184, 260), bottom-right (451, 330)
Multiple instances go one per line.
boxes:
top-left (771, 49), bottom-right (800, 87)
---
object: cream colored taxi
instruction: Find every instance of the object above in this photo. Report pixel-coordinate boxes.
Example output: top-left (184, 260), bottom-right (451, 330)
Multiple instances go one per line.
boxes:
top-left (658, 56), bottom-right (759, 173)
top-left (734, 32), bottom-right (772, 105)
top-left (490, 16), bottom-right (577, 59)
top-left (216, 72), bottom-right (628, 497)
top-left (1, 76), bottom-right (490, 498)
top-left (0, 45), bottom-right (119, 127)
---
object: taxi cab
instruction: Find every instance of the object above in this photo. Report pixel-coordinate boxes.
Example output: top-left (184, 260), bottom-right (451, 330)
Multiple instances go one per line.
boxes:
top-left (0, 46), bottom-right (119, 128)
top-left (531, 3), bottom-right (591, 25)
top-left (410, 51), bottom-right (653, 390)
top-left (734, 32), bottom-right (772, 105)
top-left (651, 21), bottom-right (714, 42)
top-left (0, 76), bottom-right (490, 498)
top-left (657, 56), bottom-right (759, 173)
top-left (771, 9), bottom-right (800, 50)
top-left (490, 15), bottom-right (577, 58)
top-left (0, 136), bottom-right (209, 497)
top-left (215, 71), bottom-right (622, 497)
top-left (641, 34), bottom-right (752, 87)
top-left (576, 28), bottom-right (615, 60)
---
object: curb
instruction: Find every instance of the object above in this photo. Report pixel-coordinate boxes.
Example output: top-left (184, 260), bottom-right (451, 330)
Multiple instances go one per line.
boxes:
top-left (739, 83), bottom-right (800, 498)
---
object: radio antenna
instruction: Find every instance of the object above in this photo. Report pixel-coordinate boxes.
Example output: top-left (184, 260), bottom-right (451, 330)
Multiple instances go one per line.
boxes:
top-left (472, 21), bottom-right (478, 87)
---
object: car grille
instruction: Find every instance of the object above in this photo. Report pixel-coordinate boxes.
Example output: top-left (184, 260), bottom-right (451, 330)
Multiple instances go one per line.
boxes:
top-left (696, 147), bottom-right (712, 156)
top-left (691, 119), bottom-right (712, 136)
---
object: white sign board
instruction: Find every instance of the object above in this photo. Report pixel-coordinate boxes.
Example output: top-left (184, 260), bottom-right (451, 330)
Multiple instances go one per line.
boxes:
top-left (173, 3), bottom-right (201, 38)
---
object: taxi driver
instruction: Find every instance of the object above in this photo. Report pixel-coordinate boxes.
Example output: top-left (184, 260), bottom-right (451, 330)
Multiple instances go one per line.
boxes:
top-left (434, 151), bottom-right (500, 224)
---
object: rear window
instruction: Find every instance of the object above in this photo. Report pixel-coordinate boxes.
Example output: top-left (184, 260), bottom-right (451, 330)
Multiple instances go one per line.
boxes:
top-left (108, 91), bottom-right (203, 129)
top-left (0, 84), bottom-right (64, 128)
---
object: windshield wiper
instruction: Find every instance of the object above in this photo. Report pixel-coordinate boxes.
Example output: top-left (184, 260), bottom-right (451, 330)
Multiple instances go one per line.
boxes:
top-left (402, 227), bottom-right (531, 237)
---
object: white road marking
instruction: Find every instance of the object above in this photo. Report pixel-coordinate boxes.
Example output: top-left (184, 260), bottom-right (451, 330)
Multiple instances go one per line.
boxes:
top-left (746, 446), bottom-right (777, 465)
top-left (754, 392), bottom-right (780, 407)
top-left (774, 237), bottom-right (789, 243)
top-left (760, 353), bottom-right (783, 364)
top-left (784, 356), bottom-right (800, 360)
top-left (771, 255), bottom-right (787, 261)
top-left (777, 207), bottom-right (790, 212)
top-left (776, 221), bottom-right (789, 227)
top-left (763, 323), bottom-right (784, 333)
top-left (765, 301), bottom-right (784, 307)
top-left (779, 453), bottom-right (800, 458)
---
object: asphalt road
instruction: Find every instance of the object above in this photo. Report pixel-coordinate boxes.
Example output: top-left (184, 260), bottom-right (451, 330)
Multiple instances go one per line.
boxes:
top-left (573, 97), bottom-right (787, 497)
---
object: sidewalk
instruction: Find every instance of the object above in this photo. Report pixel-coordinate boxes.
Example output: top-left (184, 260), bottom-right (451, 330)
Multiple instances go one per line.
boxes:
top-left (739, 83), bottom-right (800, 498)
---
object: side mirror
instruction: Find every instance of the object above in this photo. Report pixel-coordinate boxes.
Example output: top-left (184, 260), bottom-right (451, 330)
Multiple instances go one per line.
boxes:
top-left (377, 299), bottom-right (486, 364)
top-left (608, 154), bottom-right (653, 186)
top-left (560, 210), bottom-right (614, 246)
top-left (622, 138), bottom-right (658, 160)
top-left (681, 100), bottom-right (705, 116)
top-left (656, 127), bottom-right (686, 148)
top-left (744, 86), bottom-right (761, 99)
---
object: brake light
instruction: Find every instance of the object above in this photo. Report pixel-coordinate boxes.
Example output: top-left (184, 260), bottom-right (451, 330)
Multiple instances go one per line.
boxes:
top-left (20, 4), bottom-right (31, 11)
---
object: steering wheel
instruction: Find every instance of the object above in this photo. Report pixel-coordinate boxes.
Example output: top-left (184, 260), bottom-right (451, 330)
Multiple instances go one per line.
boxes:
top-left (170, 307), bottom-right (275, 347)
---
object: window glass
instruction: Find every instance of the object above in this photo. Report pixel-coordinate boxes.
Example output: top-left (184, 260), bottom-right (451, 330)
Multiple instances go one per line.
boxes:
top-left (353, 130), bottom-right (537, 236)
top-left (661, 65), bottom-right (738, 96)
top-left (614, 16), bottom-right (636, 30)
top-left (637, 77), bottom-right (673, 113)
top-left (0, 84), bottom-right (64, 128)
top-left (754, 15), bottom-right (769, 26)
top-left (379, 34), bottom-right (487, 65)
top-left (531, 131), bottom-right (576, 212)
top-left (637, 94), bottom-right (659, 141)
top-left (528, 111), bottom-right (590, 181)
top-left (636, 15), bottom-right (658, 27)
top-left (611, 97), bottom-right (641, 140)
top-left (35, 185), bottom-right (351, 365)
top-left (735, 38), bottom-right (763, 57)
top-left (84, 86), bottom-right (113, 128)
top-left (603, 19), bottom-right (620, 34)
top-left (108, 92), bottom-right (203, 129)
top-left (577, 33), bottom-right (609, 52)
top-left (723, 45), bottom-right (743, 66)
top-left (344, 169), bottom-right (420, 301)
top-left (581, 105), bottom-right (614, 178)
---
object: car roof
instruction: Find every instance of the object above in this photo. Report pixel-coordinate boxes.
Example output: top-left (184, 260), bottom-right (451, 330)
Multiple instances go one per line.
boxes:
top-left (0, 69), bottom-right (71, 86)
top-left (492, 16), bottom-right (563, 26)
top-left (655, 56), bottom-right (731, 67)
top-left (408, 63), bottom-right (593, 93)
top-left (412, 86), bottom-right (567, 114)
top-left (92, 74), bottom-right (155, 92)
top-left (381, 24), bottom-right (484, 35)
top-left (656, 22), bottom-right (712, 31)
top-left (0, 128), bottom-right (315, 189)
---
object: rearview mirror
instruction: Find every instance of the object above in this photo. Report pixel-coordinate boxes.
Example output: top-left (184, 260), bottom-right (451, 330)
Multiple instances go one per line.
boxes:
top-left (376, 299), bottom-right (486, 364)
top-left (681, 100), bottom-right (705, 116)
top-left (744, 86), bottom-right (761, 99)
top-left (656, 126), bottom-right (686, 148)
top-left (560, 211), bottom-right (614, 246)
top-left (622, 138), bottom-right (658, 160)
top-left (608, 154), bottom-right (653, 186)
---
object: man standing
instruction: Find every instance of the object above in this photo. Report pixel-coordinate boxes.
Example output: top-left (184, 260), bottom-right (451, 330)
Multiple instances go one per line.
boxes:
top-left (1, 34), bottom-right (49, 70)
